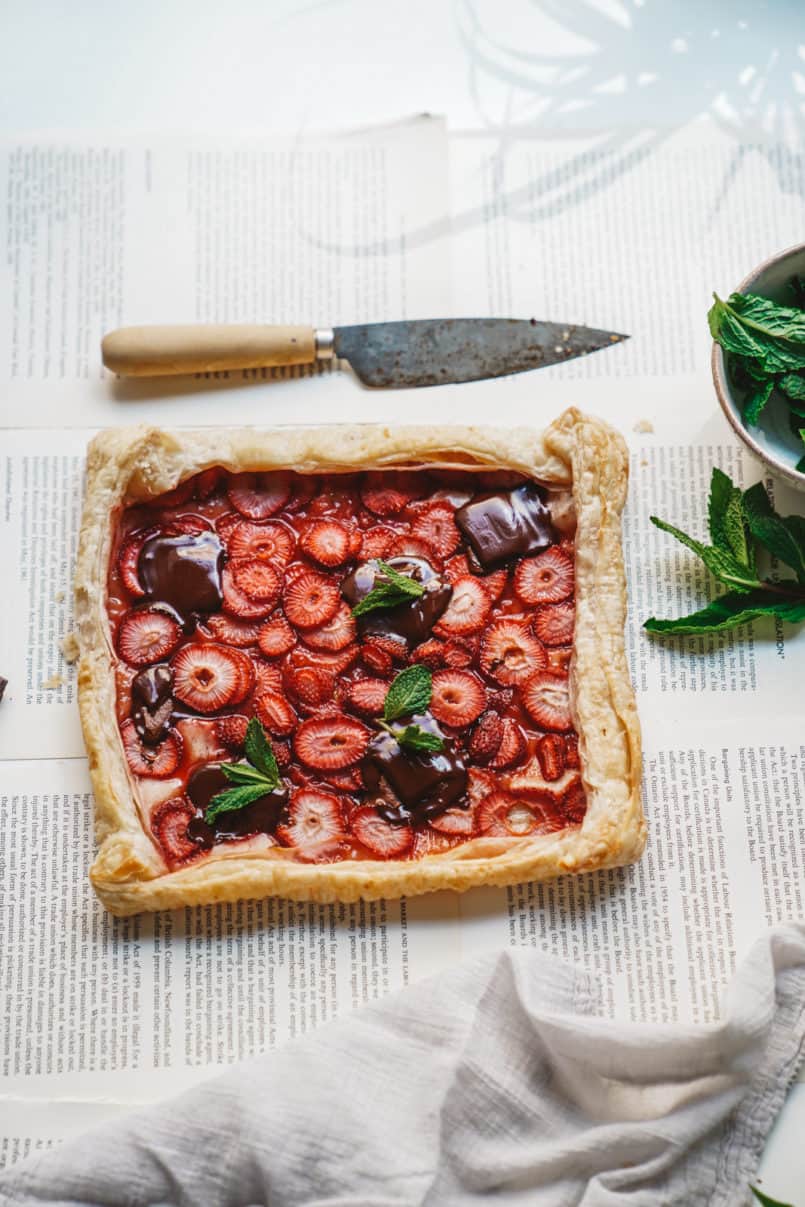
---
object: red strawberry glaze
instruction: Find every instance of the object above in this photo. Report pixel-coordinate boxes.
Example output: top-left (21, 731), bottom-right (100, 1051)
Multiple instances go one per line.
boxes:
top-left (107, 466), bottom-right (587, 867)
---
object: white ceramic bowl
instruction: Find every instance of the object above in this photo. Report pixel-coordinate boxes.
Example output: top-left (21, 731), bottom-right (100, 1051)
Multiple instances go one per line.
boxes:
top-left (712, 241), bottom-right (805, 491)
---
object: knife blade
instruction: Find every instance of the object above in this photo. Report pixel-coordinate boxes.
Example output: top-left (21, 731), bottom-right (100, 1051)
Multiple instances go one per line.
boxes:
top-left (101, 318), bottom-right (627, 384)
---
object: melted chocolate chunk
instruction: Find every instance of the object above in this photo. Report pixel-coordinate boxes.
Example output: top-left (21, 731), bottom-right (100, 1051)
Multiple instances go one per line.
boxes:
top-left (131, 664), bottom-right (174, 746)
top-left (362, 714), bottom-right (468, 824)
top-left (185, 763), bottom-right (288, 844)
top-left (138, 531), bottom-right (224, 626)
top-left (341, 557), bottom-right (452, 649)
top-left (455, 484), bottom-right (554, 571)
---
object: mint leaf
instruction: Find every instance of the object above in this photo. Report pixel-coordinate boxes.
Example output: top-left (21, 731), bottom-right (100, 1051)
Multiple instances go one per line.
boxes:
top-left (728, 292), bottom-right (805, 343)
top-left (743, 377), bottom-right (775, 426)
top-left (220, 763), bottom-right (276, 787)
top-left (383, 665), bottom-right (432, 723)
top-left (650, 516), bottom-right (762, 592)
top-left (206, 783), bottom-right (275, 824)
top-left (709, 293), bottom-right (805, 374)
top-left (393, 723), bottom-right (444, 754)
top-left (645, 590), bottom-right (805, 635)
top-left (743, 483), bottom-right (805, 581)
top-left (351, 560), bottom-right (425, 618)
top-left (750, 1186), bottom-right (794, 1207)
top-left (779, 372), bottom-right (805, 401)
top-left (707, 468), bottom-right (754, 571)
top-left (244, 716), bottom-right (280, 784)
top-left (798, 453), bottom-right (805, 474)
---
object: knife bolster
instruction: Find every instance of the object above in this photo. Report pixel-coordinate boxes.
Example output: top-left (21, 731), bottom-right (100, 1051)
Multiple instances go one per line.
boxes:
top-left (314, 327), bottom-right (335, 360)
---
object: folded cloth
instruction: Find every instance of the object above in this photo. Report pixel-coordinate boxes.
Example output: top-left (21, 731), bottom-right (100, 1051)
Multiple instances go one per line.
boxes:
top-left (2, 924), bottom-right (804, 1207)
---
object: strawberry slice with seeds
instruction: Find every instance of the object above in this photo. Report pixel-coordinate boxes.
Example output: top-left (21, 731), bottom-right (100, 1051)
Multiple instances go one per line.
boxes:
top-left (253, 658), bottom-right (285, 696)
top-left (445, 553), bottom-right (471, 583)
top-left (301, 603), bottom-right (356, 652)
top-left (121, 719), bottom-right (182, 778)
top-left (283, 474), bottom-right (319, 513)
top-left (522, 671), bottom-right (573, 732)
top-left (507, 758), bottom-right (579, 802)
top-left (230, 559), bottom-right (281, 604)
top-left (444, 639), bottom-right (477, 669)
top-left (536, 733), bottom-right (567, 781)
top-left (478, 791), bottom-right (565, 838)
top-left (489, 718), bottom-right (527, 769)
top-left (352, 808), bottom-right (413, 858)
top-left (164, 514), bottom-right (213, 536)
top-left (430, 669), bottom-right (486, 728)
top-left (564, 734), bottom-right (580, 770)
top-left (171, 643), bottom-right (247, 713)
top-left (193, 467), bottom-right (223, 499)
top-left (151, 798), bottom-right (200, 865)
top-left (410, 638), bottom-right (447, 669)
top-left (514, 547), bottom-right (574, 606)
top-left (299, 519), bottom-right (353, 567)
top-left (227, 471), bottom-right (292, 519)
top-left (222, 566), bottom-right (275, 619)
top-left (254, 690), bottom-right (297, 736)
top-left (360, 525), bottom-right (397, 560)
top-left (283, 570), bottom-right (341, 629)
top-left (284, 661), bottom-right (335, 708)
top-left (321, 765), bottom-right (364, 793)
top-left (117, 609), bottom-right (181, 667)
top-left (562, 780), bottom-right (587, 824)
top-left (227, 520), bottom-right (295, 566)
top-left (276, 788), bottom-right (346, 857)
top-left (435, 576), bottom-right (491, 636)
top-left (534, 601), bottom-right (575, 646)
top-left (294, 714), bottom-right (369, 770)
top-left (257, 616), bottom-right (296, 658)
top-left (479, 619), bottom-right (547, 685)
top-left (388, 534), bottom-right (437, 562)
top-left (118, 526), bottom-right (158, 597)
top-left (346, 678), bottom-right (388, 716)
top-left (360, 640), bottom-right (393, 677)
top-left (360, 472), bottom-right (423, 516)
top-left (214, 512), bottom-right (243, 543)
top-left (429, 805), bottom-right (475, 836)
top-left (204, 614), bottom-right (261, 647)
top-left (229, 649), bottom-right (257, 700)
top-left (215, 714), bottom-right (249, 752)
top-left (468, 710), bottom-right (504, 762)
top-left (411, 502), bottom-right (460, 558)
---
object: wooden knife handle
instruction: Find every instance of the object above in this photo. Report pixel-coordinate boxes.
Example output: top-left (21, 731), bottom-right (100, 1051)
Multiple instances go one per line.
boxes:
top-left (102, 324), bottom-right (318, 377)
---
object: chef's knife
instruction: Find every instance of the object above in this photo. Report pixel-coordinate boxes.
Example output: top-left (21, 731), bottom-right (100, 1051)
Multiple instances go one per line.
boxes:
top-left (101, 319), bottom-right (627, 386)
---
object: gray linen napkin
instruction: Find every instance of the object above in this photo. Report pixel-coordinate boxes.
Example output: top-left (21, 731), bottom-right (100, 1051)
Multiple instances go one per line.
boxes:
top-left (2, 923), bottom-right (804, 1206)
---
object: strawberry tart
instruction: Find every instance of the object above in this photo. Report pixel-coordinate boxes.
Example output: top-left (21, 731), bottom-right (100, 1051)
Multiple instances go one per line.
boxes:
top-left (75, 411), bottom-right (644, 914)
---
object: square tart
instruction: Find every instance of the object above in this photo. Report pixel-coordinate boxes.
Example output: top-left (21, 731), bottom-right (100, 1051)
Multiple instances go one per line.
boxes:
top-left (75, 409), bottom-right (644, 915)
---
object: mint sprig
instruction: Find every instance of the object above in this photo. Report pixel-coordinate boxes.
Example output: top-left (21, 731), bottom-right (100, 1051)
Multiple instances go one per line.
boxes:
top-left (205, 718), bottom-right (282, 824)
top-left (351, 560), bottom-right (425, 618)
top-left (376, 665), bottom-right (444, 754)
top-left (644, 469), bottom-right (805, 636)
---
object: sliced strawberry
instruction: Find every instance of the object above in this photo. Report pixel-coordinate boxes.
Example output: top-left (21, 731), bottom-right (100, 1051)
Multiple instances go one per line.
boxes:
top-left (536, 733), bottom-right (566, 782)
top-left (117, 610), bottom-right (181, 667)
top-left (347, 528), bottom-right (364, 559)
top-left (468, 710), bottom-right (504, 762)
top-left (483, 569), bottom-right (508, 602)
top-left (214, 511), bottom-right (243, 543)
top-left (151, 798), bottom-right (200, 865)
top-left (222, 566), bottom-right (276, 619)
top-left (204, 614), bottom-right (261, 648)
top-left (489, 718), bottom-right (527, 769)
top-left (229, 648), bottom-right (256, 701)
top-left (361, 472), bottom-right (423, 516)
top-left (534, 602), bottom-right (575, 647)
top-left (444, 553), bottom-right (471, 583)
top-left (388, 534), bottom-right (438, 562)
top-left (467, 767), bottom-right (498, 809)
top-left (299, 519), bottom-right (353, 567)
top-left (284, 661), bottom-right (336, 708)
top-left (346, 678), bottom-right (388, 716)
top-left (321, 765), bottom-right (364, 793)
top-left (522, 671), bottom-right (573, 731)
top-left (411, 828), bottom-right (465, 858)
top-left (486, 686), bottom-right (514, 714)
top-left (411, 502), bottom-right (459, 558)
top-left (230, 559), bottom-right (281, 604)
top-left (283, 570), bottom-right (341, 629)
top-left (194, 467), bottom-right (223, 499)
top-left (443, 639), bottom-right (477, 669)
top-left (360, 525), bottom-right (397, 560)
top-left (564, 734), bottom-right (580, 770)
top-left (276, 788), bottom-right (346, 856)
top-left (430, 670), bottom-right (486, 728)
top-left (253, 658), bottom-right (285, 696)
top-left (562, 780), bottom-right (587, 824)
top-left (117, 526), bottom-right (158, 597)
top-left (171, 643), bottom-right (247, 713)
top-left (227, 471), bottom-right (292, 519)
top-left (514, 547), bottom-right (574, 606)
top-left (283, 474), bottom-right (319, 514)
top-left (478, 791), bottom-right (565, 838)
top-left (410, 638), bottom-right (447, 669)
top-left (352, 808), bottom-right (413, 857)
top-left (301, 603), bottom-right (356, 652)
top-left (215, 714), bottom-right (249, 751)
top-left (435, 576), bottom-right (491, 636)
top-left (121, 719), bottom-right (182, 778)
top-left (429, 804), bottom-right (475, 836)
top-left (226, 520), bottom-right (295, 566)
top-left (508, 758), bottom-right (579, 802)
top-left (254, 690), bottom-right (297, 737)
top-left (273, 739), bottom-right (292, 769)
top-left (479, 619), bottom-right (547, 685)
top-left (294, 714), bottom-right (369, 770)
top-left (547, 645), bottom-right (573, 676)
top-left (257, 616), bottom-right (296, 658)
top-left (165, 514), bottom-right (213, 536)
top-left (360, 641), bottom-right (393, 677)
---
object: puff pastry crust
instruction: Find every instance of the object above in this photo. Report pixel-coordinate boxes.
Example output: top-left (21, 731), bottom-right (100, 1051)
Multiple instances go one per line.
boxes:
top-left (75, 410), bottom-right (644, 915)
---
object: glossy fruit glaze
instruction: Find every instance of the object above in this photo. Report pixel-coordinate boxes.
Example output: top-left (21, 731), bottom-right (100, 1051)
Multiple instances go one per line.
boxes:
top-left (107, 466), bottom-right (586, 868)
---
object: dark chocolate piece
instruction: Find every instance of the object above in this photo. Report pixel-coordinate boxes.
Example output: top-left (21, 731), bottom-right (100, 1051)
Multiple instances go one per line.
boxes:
top-left (131, 664), bottom-right (174, 746)
top-left (361, 714), bottom-right (468, 824)
top-left (138, 531), bottom-right (224, 626)
top-left (341, 556), bottom-right (452, 649)
top-left (455, 483), bottom-right (554, 571)
top-left (0, 676), bottom-right (6, 703)
top-left (185, 763), bottom-right (288, 844)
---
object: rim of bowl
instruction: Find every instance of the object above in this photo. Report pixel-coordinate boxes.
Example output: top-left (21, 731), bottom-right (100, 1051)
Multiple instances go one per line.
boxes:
top-left (711, 240), bottom-right (805, 489)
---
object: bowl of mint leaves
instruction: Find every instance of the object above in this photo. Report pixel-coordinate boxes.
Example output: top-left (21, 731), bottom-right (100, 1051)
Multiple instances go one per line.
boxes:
top-left (710, 241), bottom-right (805, 490)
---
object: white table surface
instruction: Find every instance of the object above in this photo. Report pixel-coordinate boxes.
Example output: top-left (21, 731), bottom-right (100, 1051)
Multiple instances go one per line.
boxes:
top-left (2, 2), bottom-right (804, 1201)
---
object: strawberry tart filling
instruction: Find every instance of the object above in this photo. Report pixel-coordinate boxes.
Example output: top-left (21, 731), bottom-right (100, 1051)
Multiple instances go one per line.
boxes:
top-left (107, 467), bottom-right (586, 868)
